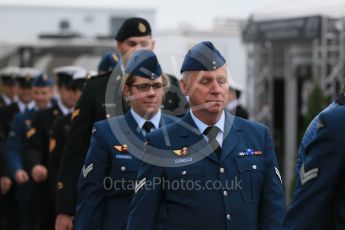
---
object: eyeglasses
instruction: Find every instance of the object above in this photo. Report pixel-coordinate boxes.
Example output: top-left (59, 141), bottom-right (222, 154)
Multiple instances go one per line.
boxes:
top-left (130, 83), bottom-right (165, 92)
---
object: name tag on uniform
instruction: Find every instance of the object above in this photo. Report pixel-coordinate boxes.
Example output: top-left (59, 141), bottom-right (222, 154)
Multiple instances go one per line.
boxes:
top-left (115, 154), bottom-right (132, 160)
top-left (175, 157), bottom-right (193, 164)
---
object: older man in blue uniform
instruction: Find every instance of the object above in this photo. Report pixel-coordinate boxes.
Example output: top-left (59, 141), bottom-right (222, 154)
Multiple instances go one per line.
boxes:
top-left (75, 50), bottom-right (176, 230)
top-left (282, 91), bottom-right (345, 230)
top-left (126, 41), bottom-right (285, 230)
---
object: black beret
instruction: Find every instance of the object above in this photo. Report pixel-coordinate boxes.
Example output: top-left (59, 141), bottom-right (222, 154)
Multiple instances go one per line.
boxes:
top-left (115, 17), bottom-right (152, 42)
top-left (32, 73), bottom-right (53, 87)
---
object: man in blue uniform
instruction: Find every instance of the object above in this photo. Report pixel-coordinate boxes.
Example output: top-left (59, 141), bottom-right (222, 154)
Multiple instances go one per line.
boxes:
top-left (97, 50), bottom-right (119, 74)
top-left (56, 17), bottom-right (188, 230)
top-left (5, 73), bottom-right (54, 230)
top-left (126, 41), bottom-right (285, 230)
top-left (75, 49), bottom-right (176, 230)
top-left (282, 90), bottom-right (345, 230)
top-left (295, 101), bottom-right (336, 177)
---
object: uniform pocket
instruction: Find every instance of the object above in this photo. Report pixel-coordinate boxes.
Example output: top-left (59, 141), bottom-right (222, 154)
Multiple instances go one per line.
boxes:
top-left (109, 157), bottom-right (139, 194)
top-left (235, 158), bottom-right (265, 202)
top-left (164, 163), bottom-right (206, 207)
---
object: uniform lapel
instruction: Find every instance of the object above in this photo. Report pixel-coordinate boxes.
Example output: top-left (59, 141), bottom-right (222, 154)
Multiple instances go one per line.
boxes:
top-left (220, 112), bottom-right (242, 163)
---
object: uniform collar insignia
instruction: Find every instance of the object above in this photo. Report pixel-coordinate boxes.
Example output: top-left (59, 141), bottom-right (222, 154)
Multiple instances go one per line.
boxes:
top-left (71, 109), bottom-right (80, 120)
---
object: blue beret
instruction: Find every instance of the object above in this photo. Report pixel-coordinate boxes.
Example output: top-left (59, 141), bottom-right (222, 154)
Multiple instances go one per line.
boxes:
top-left (97, 51), bottom-right (119, 73)
top-left (180, 41), bottom-right (226, 73)
top-left (115, 17), bottom-right (151, 42)
top-left (32, 73), bottom-right (53, 87)
top-left (125, 50), bottom-right (162, 80)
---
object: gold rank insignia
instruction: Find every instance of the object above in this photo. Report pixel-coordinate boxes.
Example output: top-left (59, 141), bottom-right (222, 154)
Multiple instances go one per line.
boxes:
top-left (25, 119), bottom-right (31, 127)
top-left (49, 138), bottom-right (56, 153)
top-left (173, 146), bottom-right (189, 156)
top-left (112, 53), bottom-right (119, 62)
top-left (138, 22), bottom-right (147, 33)
top-left (53, 109), bottom-right (60, 116)
top-left (71, 109), bottom-right (80, 120)
top-left (114, 144), bottom-right (128, 153)
top-left (57, 182), bottom-right (64, 190)
top-left (26, 128), bottom-right (36, 138)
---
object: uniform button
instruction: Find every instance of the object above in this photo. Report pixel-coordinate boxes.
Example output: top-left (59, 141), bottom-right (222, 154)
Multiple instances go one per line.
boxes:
top-left (223, 191), bottom-right (228, 196)
top-left (120, 166), bottom-right (126, 172)
top-left (181, 170), bottom-right (187, 175)
top-left (226, 214), bottom-right (231, 220)
top-left (106, 114), bottom-right (110, 118)
top-left (57, 182), bottom-right (64, 190)
top-left (220, 168), bottom-right (225, 173)
top-left (252, 165), bottom-right (257, 170)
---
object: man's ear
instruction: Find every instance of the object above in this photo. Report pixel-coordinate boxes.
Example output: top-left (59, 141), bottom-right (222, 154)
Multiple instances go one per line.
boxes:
top-left (123, 85), bottom-right (131, 101)
top-left (179, 78), bottom-right (188, 96)
top-left (150, 39), bottom-right (156, 50)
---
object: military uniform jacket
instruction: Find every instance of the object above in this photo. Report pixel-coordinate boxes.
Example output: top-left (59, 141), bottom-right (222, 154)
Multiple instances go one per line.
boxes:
top-left (49, 113), bottom-right (72, 203)
top-left (74, 111), bottom-right (175, 230)
top-left (0, 102), bottom-right (20, 138)
top-left (57, 70), bottom-right (187, 214)
top-left (0, 102), bottom-right (20, 178)
top-left (282, 94), bottom-right (345, 230)
top-left (127, 111), bottom-right (285, 230)
top-left (24, 103), bottom-right (64, 206)
top-left (5, 109), bottom-right (35, 200)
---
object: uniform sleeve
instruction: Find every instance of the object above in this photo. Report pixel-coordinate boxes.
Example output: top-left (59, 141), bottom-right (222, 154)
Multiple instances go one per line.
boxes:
top-left (282, 116), bottom-right (343, 229)
top-left (57, 81), bottom-right (95, 214)
top-left (74, 125), bottom-right (110, 230)
top-left (259, 127), bottom-right (286, 229)
top-left (4, 115), bottom-right (24, 176)
top-left (295, 117), bottom-right (319, 178)
top-left (126, 141), bottom-right (164, 230)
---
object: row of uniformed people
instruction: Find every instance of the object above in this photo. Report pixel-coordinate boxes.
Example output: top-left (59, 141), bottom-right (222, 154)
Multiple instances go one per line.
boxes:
top-left (71, 40), bottom-right (286, 230)
top-left (0, 66), bottom-right (91, 230)
top-left (0, 67), bottom-right (43, 230)
top-left (55, 17), bottom-right (251, 230)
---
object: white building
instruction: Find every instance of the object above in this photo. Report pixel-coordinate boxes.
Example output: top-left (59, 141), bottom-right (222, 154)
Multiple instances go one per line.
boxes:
top-left (243, 0), bottom-right (345, 199)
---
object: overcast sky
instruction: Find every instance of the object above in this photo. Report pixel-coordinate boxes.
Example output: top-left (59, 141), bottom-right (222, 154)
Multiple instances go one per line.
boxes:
top-left (154, 0), bottom-right (279, 30)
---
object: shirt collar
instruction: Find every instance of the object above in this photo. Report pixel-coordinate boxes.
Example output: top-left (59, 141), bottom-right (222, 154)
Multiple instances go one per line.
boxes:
top-left (2, 95), bottom-right (18, 106)
top-left (130, 108), bottom-right (161, 130)
top-left (17, 100), bottom-right (36, 113)
top-left (34, 101), bottom-right (53, 111)
top-left (57, 99), bottom-right (73, 115)
top-left (190, 109), bottom-right (225, 135)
